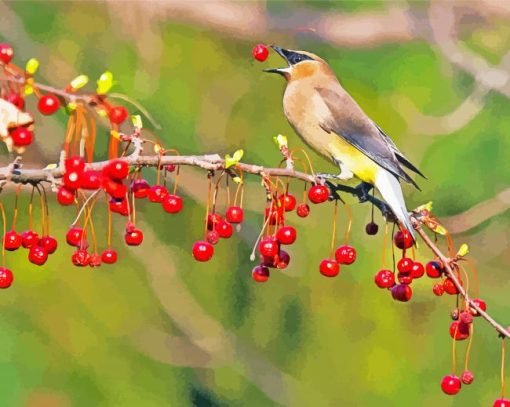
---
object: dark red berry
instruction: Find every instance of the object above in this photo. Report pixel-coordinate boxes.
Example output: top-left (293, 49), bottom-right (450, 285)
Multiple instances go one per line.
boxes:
top-left (109, 198), bottom-right (130, 216)
top-left (0, 267), bottom-right (13, 288)
top-left (276, 250), bottom-right (290, 269)
top-left (276, 226), bottom-right (297, 245)
top-left (207, 213), bottom-right (223, 230)
top-left (296, 203), bottom-right (310, 218)
top-left (104, 159), bottom-right (129, 180)
top-left (260, 254), bottom-right (276, 269)
top-left (162, 194), bottom-right (183, 214)
top-left (10, 127), bottom-right (33, 146)
top-left (461, 370), bottom-right (474, 385)
top-left (108, 106), bottom-right (128, 124)
top-left (258, 237), bottom-right (279, 257)
top-left (470, 298), bottom-right (487, 316)
top-left (206, 230), bottom-right (220, 245)
top-left (0, 43), bottom-right (14, 64)
top-left (365, 222), bottom-right (379, 235)
top-left (131, 179), bottom-right (150, 199)
top-left (28, 245), bottom-right (48, 265)
top-left (393, 229), bottom-right (413, 249)
top-left (450, 321), bottom-right (469, 340)
top-left (441, 375), bottom-right (461, 395)
top-left (125, 228), bottom-right (143, 246)
top-left (216, 220), bottom-right (233, 239)
top-left (164, 164), bottom-right (176, 172)
top-left (225, 206), bottom-right (243, 223)
top-left (319, 259), bottom-right (339, 277)
top-left (397, 257), bottom-right (413, 273)
top-left (397, 272), bottom-right (413, 285)
top-left (493, 399), bottom-right (510, 407)
top-left (443, 277), bottom-right (460, 295)
top-left (38, 235), bottom-right (57, 254)
top-left (374, 269), bottom-right (395, 288)
top-left (63, 170), bottom-right (82, 190)
top-left (101, 249), bottom-right (118, 264)
top-left (391, 284), bottom-right (412, 302)
top-left (5, 93), bottom-right (24, 110)
top-left (252, 44), bottom-right (269, 62)
top-left (72, 249), bottom-right (90, 267)
top-left (335, 245), bottom-right (356, 265)
top-left (102, 178), bottom-right (127, 199)
top-left (278, 194), bottom-right (297, 212)
top-left (432, 283), bottom-right (444, 296)
top-left (21, 230), bottom-right (39, 248)
top-left (192, 241), bottom-right (214, 262)
top-left (3, 230), bottom-right (22, 251)
top-left (308, 185), bottom-right (329, 204)
top-left (147, 185), bottom-right (168, 203)
top-left (66, 227), bottom-right (84, 246)
top-left (252, 265), bottom-right (270, 282)
top-left (410, 261), bottom-right (425, 279)
top-left (37, 94), bottom-right (60, 115)
top-left (80, 170), bottom-right (102, 190)
top-left (65, 156), bottom-right (85, 173)
top-left (426, 260), bottom-right (443, 278)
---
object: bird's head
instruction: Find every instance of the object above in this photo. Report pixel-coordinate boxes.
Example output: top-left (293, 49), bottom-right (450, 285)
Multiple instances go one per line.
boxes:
top-left (263, 46), bottom-right (328, 82)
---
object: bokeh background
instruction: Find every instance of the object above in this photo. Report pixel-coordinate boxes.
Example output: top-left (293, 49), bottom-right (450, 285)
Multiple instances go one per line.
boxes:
top-left (1, 1), bottom-right (510, 406)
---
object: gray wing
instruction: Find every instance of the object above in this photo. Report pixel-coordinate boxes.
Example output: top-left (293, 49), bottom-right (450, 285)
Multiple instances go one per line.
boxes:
top-left (316, 87), bottom-right (419, 189)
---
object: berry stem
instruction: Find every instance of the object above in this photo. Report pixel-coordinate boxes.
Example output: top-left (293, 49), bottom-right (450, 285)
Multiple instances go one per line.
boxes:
top-left (10, 184), bottom-right (21, 231)
top-left (329, 200), bottom-right (338, 259)
top-left (71, 189), bottom-right (101, 226)
top-left (452, 322), bottom-right (459, 375)
top-left (0, 202), bottom-right (6, 267)
top-left (343, 202), bottom-right (352, 244)
top-left (502, 338), bottom-right (506, 398)
top-left (381, 223), bottom-right (389, 269)
top-left (464, 324), bottom-right (474, 372)
top-left (107, 196), bottom-right (112, 249)
top-left (203, 175), bottom-right (213, 240)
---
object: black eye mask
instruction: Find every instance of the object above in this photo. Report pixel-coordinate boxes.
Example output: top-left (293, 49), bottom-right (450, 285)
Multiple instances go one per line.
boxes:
top-left (286, 51), bottom-right (314, 66)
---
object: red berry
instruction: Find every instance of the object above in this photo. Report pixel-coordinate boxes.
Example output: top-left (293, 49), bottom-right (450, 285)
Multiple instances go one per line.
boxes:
top-left (391, 284), bottom-right (412, 302)
top-left (125, 228), bottom-right (143, 246)
top-left (432, 283), bottom-right (444, 296)
top-left (252, 265), bottom-right (270, 282)
top-left (258, 237), bottom-right (279, 257)
top-left (216, 220), bottom-right (233, 239)
top-left (278, 194), bottom-right (297, 212)
top-left (57, 186), bottom-right (75, 206)
top-left (410, 261), bottom-right (425, 279)
top-left (38, 235), bottom-right (57, 254)
top-left (72, 249), bottom-right (90, 267)
top-left (88, 253), bottom-right (102, 268)
top-left (192, 241), bottom-right (214, 262)
top-left (0, 267), bottom-right (13, 288)
top-left (164, 164), bottom-right (176, 172)
top-left (37, 94), bottom-right (60, 115)
top-left (101, 249), bottom-right (118, 264)
top-left (441, 375), bottom-right (461, 395)
top-left (104, 159), bottom-right (129, 180)
top-left (5, 93), bottom-right (24, 110)
top-left (21, 230), bottom-right (39, 248)
top-left (397, 272), bottom-right (413, 285)
top-left (63, 170), bottom-right (82, 190)
top-left (29, 245), bottom-right (48, 265)
top-left (264, 205), bottom-right (283, 226)
top-left (65, 156), bottom-right (85, 173)
top-left (206, 230), bottom-right (220, 245)
top-left (460, 311), bottom-right (474, 325)
top-left (0, 43), bottom-right (14, 64)
top-left (225, 206), bottom-right (243, 223)
top-left (397, 257), bottom-right (413, 273)
top-left (319, 259), bottom-right (340, 277)
top-left (276, 226), bottom-right (297, 245)
top-left (108, 106), bottom-right (128, 124)
top-left (110, 198), bottom-right (130, 216)
top-left (393, 229), bottom-right (413, 249)
top-left (426, 260), bottom-right (443, 278)
top-left (493, 399), bottom-right (510, 407)
top-left (443, 277), bottom-right (460, 295)
top-left (276, 250), bottom-right (291, 269)
top-left (308, 185), bottom-right (329, 204)
top-left (252, 44), bottom-right (269, 62)
top-left (131, 179), bottom-right (150, 199)
top-left (449, 321), bottom-right (469, 340)
top-left (296, 203), bottom-right (310, 218)
top-left (3, 230), bottom-right (22, 251)
top-left (80, 170), bottom-right (102, 190)
top-left (470, 298), bottom-right (487, 316)
top-left (365, 222), bottom-right (379, 235)
top-left (147, 185), bottom-right (168, 203)
top-left (10, 127), bottom-right (33, 146)
top-left (207, 213), bottom-right (223, 230)
top-left (260, 254), bottom-right (277, 269)
top-left (102, 178), bottom-right (127, 199)
top-left (335, 245), bottom-right (356, 265)
top-left (461, 370), bottom-right (474, 385)
top-left (66, 227), bottom-right (84, 246)
top-left (374, 269), bottom-right (395, 288)
top-left (162, 194), bottom-right (183, 214)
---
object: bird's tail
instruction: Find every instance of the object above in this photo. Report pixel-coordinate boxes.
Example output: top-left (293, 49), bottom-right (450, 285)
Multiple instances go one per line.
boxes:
top-left (374, 168), bottom-right (415, 240)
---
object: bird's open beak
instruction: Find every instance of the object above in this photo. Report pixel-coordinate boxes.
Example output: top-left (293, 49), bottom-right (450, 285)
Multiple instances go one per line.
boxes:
top-left (263, 45), bottom-right (291, 75)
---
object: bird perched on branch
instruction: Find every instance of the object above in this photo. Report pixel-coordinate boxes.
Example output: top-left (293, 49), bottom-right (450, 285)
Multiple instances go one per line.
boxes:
top-left (264, 45), bottom-right (425, 238)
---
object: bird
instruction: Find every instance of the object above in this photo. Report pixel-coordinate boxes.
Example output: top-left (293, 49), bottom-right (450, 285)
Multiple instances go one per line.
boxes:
top-left (264, 45), bottom-right (425, 237)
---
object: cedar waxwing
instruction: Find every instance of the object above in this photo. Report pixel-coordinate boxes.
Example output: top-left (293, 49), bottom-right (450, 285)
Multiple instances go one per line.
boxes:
top-left (264, 46), bottom-right (425, 236)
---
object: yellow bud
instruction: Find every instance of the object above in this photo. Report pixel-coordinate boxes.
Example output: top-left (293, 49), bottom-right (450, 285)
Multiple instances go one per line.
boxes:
top-left (25, 58), bottom-right (39, 75)
top-left (70, 74), bottom-right (89, 90)
top-left (131, 115), bottom-right (143, 129)
top-left (457, 244), bottom-right (469, 257)
top-left (96, 71), bottom-right (114, 94)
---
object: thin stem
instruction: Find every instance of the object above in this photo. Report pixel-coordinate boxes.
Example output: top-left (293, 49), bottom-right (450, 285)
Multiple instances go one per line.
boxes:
top-left (329, 200), bottom-right (338, 259)
top-left (502, 339), bottom-right (506, 398)
top-left (0, 203), bottom-right (6, 267)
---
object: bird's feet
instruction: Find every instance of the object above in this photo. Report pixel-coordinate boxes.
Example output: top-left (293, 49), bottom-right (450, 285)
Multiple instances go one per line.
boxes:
top-left (316, 164), bottom-right (354, 182)
top-left (355, 182), bottom-right (373, 202)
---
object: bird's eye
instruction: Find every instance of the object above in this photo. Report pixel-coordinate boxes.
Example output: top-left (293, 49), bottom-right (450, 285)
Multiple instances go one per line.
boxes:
top-left (293, 55), bottom-right (303, 64)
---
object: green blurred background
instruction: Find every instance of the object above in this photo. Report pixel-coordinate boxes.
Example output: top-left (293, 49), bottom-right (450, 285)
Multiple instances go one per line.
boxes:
top-left (1, 1), bottom-right (510, 406)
